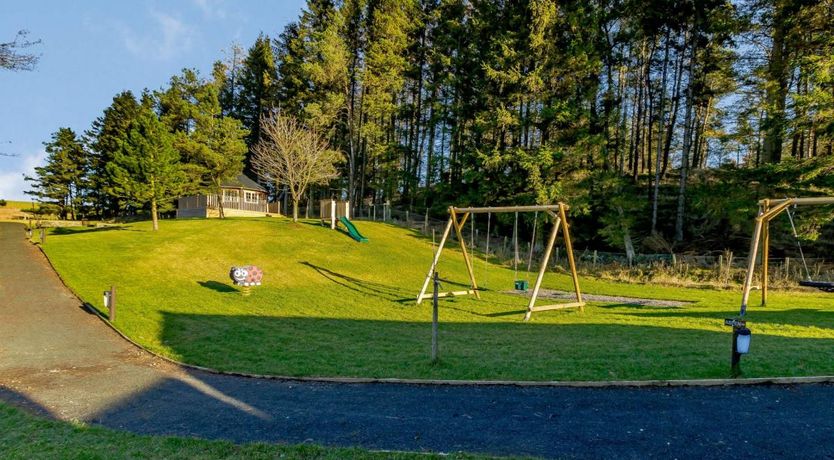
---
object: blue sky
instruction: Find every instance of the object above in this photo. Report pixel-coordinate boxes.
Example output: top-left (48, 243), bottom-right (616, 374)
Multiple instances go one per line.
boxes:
top-left (0, 0), bottom-right (306, 200)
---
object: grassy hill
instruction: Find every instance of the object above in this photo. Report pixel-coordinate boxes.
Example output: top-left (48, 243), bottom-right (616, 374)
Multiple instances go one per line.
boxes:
top-left (0, 200), bottom-right (37, 221)
top-left (38, 217), bottom-right (834, 381)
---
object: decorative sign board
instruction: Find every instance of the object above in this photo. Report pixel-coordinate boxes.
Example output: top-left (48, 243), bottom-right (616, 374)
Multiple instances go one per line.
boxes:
top-left (724, 318), bottom-right (746, 328)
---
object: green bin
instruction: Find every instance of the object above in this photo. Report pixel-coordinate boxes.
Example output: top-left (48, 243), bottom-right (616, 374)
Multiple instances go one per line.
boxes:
top-left (514, 280), bottom-right (529, 291)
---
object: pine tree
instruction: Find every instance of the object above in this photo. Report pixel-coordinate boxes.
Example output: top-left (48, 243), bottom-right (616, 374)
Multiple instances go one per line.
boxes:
top-left (25, 128), bottom-right (87, 220)
top-left (216, 42), bottom-right (245, 117)
top-left (106, 105), bottom-right (186, 231)
top-left (157, 69), bottom-right (250, 218)
top-left (238, 33), bottom-right (279, 173)
top-left (86, 91), bottom-right (141, 218)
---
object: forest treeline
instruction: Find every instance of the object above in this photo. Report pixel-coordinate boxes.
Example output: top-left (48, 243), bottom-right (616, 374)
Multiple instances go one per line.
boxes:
top-left (26, 0), bottom-right (834, 252)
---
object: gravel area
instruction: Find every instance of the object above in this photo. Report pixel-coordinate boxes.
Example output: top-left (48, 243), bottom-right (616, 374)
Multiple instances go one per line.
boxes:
top-left (508, 288), bottom-right (692, 307)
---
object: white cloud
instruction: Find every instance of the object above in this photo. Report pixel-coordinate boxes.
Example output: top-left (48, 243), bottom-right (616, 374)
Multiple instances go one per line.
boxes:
top-left (192, 0), bottom-right (227, 20)
top-left (119, 10), bottom-right (195, 61)
top-left (0, 149), bottom-right (46, 201)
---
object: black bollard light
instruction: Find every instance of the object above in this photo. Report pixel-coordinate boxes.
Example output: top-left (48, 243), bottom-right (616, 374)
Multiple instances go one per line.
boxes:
top-left (726, 317), bottom-right (748, 377)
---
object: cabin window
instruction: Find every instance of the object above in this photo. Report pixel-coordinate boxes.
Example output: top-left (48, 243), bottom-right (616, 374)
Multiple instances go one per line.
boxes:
top-left (244, 191), bottom-right (260, 203)
top-left (223, 189), bottom-right (239, 202)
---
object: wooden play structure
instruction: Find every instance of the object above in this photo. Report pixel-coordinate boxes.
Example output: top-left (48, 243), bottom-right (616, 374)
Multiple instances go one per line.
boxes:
top-left (320, 199), bottom-right (350, 229)
top-left (416, 203), bottom-right (584, 321)
top-left (740, 197), bottom-right (834, 315)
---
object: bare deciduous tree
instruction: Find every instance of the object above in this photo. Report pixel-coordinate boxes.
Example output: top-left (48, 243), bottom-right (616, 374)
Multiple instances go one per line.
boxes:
top-left (252, 114), bottom-right (342, 221)
top-left (1, 30), bottom-right (40, 71)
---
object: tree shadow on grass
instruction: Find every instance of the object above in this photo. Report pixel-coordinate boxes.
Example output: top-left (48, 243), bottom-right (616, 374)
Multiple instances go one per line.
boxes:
top-left (198, 280), bottom-right (238, 294)
top-left (595, 302), bottom-right (686, 309)
top-left (50, 225), bottom-right (131, 235)
top-left (156, 312), bottom-right (834, 383)
top-left (296, 219), bottom-right (370, 242)
top-left (614, 307), bottom-right (834, 331)
top-left (300, 261), bottom-right (412, 301)
top-left (472, 308), bottom-right (529, 318)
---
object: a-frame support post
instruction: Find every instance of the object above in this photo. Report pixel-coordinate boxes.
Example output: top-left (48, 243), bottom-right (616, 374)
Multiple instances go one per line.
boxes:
top-left (524, 215), bottom-right (561, 321)
top-left (560, 202), bottom-right (583, 308)
top-left (417, 213), bottom-right (455, 304)
top-left (451, 209), bottom-right (480, 300)
top-left (740, 205), bottom-right (764, 316)
top-left (523, 203), bottom-right (585, 321)
top-left (761, 199), bottom-right (770, 307)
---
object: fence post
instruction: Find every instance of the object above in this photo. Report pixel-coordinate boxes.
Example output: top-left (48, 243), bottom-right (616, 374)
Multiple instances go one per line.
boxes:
top-left (406, 210), bottom-right (410, 226)
top-left (431, 271), bottom-right (439, 363)
top-left (593, 250), bottom-right (598, 268)
top-left (330, 200), bottom-right (336, 230)
top-left (785, 257), bottom-right (790, 278)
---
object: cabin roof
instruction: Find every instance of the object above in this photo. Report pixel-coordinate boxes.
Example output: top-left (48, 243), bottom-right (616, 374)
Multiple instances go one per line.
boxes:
top-left (220, 173), bottom-right (267, 192)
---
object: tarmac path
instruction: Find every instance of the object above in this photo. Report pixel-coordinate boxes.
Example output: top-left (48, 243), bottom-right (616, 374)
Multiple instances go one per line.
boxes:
top-left (1, 222), bottom-right (833, 458)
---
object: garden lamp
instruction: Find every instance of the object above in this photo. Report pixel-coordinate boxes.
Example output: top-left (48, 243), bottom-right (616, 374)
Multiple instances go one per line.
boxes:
top-left (736, 327), bottom-right (751, 354)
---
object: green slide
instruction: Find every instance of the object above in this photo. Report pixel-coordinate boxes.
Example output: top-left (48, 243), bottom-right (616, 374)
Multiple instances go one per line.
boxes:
top-left (338, 216), bottom-right (369, 243)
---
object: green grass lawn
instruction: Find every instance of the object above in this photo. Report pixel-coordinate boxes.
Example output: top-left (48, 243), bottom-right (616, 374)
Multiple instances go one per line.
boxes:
top-left (0, 402), bottom-right (491, 459)
top-left (38, 217), bottom-right (834, 381)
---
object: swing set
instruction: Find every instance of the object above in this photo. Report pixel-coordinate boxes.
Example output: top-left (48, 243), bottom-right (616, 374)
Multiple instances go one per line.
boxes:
top-left (739, 197), bottom-right (834, 315)
top-left (416, 203), bottom-right (584, 321)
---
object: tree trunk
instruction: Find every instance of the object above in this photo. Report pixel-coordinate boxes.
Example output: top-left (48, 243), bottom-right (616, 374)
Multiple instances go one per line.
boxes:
top-left (652, 29), bottom-right (671, 234)
top-left (762, 5), bottom-right (789, 164)
top-left (675, 37), bottom-right (695, 243)
top-left (292, 198), bottom-right (299, 222)
top-left (151, 197), bottom-right (159, 231)
top-left (662, 32), bottom-right (686, 177)
top-left (425, 85), bottom-right (438, 190)
top-left (216, 181), bottom-right (225, 219)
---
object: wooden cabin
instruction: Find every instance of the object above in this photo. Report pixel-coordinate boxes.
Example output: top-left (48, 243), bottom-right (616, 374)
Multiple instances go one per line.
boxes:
top-left (176, 174), bottom-right (271, 218)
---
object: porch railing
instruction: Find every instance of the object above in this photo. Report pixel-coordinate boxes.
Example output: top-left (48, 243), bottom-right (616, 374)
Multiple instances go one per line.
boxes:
top-left (206, 195), bottom-right (268, 213)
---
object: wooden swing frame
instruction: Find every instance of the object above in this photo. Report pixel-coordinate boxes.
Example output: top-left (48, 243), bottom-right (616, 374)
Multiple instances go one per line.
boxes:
top-left (740, 197), bottom-right (834, 315)
top-left (416, 203), bottom-right (584, 321)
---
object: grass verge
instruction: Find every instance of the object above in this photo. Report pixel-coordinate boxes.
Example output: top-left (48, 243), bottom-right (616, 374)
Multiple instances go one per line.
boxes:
top-left (0, 402), bottom-right (493, 459)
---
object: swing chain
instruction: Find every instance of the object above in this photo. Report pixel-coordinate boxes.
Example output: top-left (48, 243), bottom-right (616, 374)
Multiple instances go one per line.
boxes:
top-left (785, 203), bottom-right (812, 281)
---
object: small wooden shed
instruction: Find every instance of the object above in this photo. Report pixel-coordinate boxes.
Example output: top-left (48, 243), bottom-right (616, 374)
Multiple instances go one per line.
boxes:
top-left (176, 174), bottom-right (271, 218)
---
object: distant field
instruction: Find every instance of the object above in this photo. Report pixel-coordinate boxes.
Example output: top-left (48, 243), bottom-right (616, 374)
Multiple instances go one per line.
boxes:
top-left (0, 200), bottom-right (38, 210)
top-left (39, 217), bottom-right (834, 382)
top-left (0, 200), bottom-right (37, 222)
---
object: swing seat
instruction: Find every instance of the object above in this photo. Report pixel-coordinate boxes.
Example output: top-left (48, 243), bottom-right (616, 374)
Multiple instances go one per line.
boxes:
top-left (799, 280), bottom-right (834, 292)
top-left (514, 280), bottom-right (529, 291)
